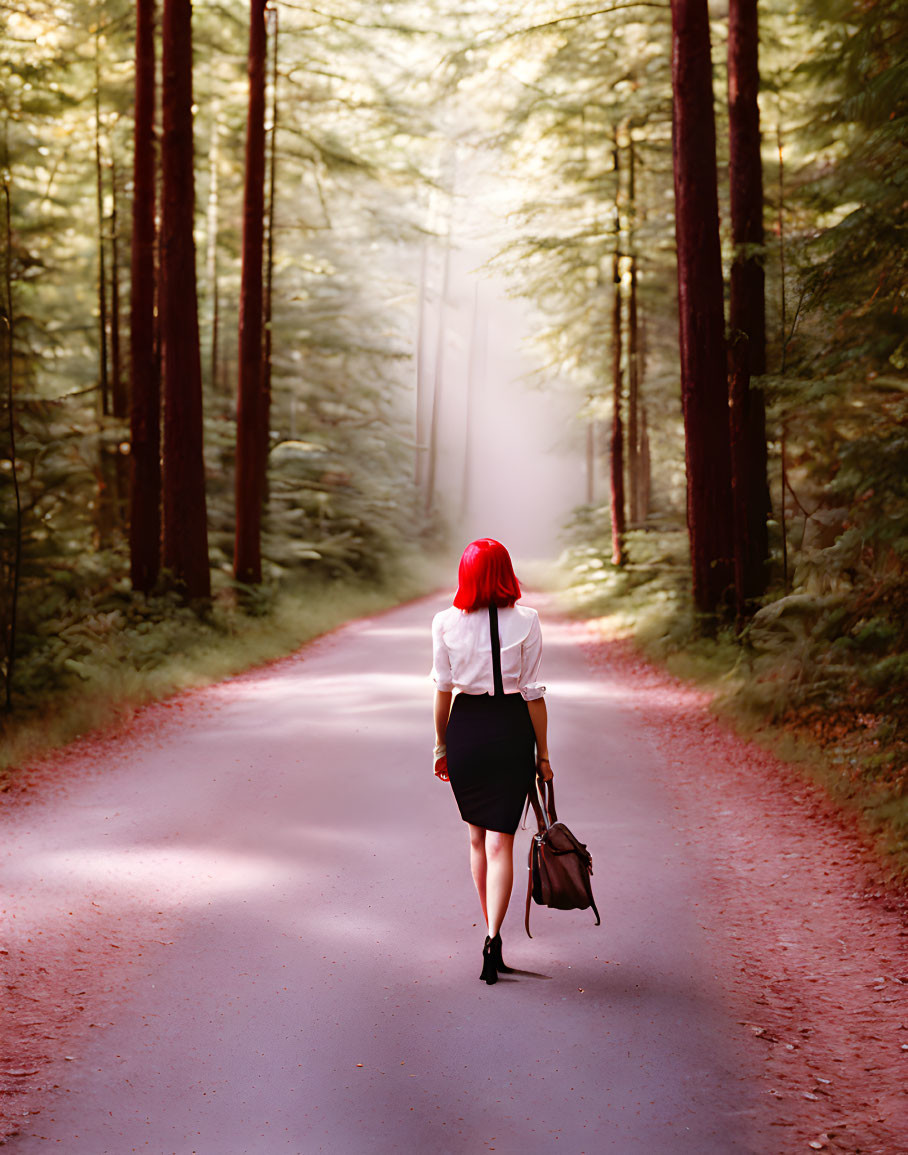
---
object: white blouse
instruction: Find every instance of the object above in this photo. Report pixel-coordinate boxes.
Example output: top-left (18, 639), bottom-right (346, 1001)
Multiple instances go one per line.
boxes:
top-left (431, 604), bottom-right (546, 701)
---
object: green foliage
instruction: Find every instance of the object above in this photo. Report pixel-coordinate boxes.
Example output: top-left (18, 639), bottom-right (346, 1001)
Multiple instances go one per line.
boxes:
top-left (474, 1), bottom-right (679, 478)
top-left (0, 0), bottom-right (446, 713)
top-left (0, 549), bottom-right (442, 779)
top-left (562, 473), bottom-right (908, 872)
top-left (790, 0), bottom-right (908, 375)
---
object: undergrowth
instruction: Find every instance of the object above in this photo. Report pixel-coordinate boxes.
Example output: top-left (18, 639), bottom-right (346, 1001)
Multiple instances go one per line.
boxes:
top-left (0, 550), bottom-right (444, 782)
top-left (560, 507), bottom-right (908, 880)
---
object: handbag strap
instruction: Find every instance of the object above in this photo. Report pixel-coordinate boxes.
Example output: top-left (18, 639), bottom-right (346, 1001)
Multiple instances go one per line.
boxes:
top-left (541, 778), bottom-right (558, 823)
top-left (527, 778), bottom-right (558, 834)
top-left (488, 604), bottom-right (504, 697)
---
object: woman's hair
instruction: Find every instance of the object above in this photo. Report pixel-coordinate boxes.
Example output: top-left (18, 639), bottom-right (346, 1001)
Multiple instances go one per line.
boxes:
top-left (453, 538), bottom-right (521, 611)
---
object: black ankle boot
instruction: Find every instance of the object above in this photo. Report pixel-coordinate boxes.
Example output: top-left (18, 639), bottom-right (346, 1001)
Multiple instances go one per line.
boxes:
top-left (488, 933), bottom-right (514, 974)
top-left (479, 935), bottom-right (498, 984)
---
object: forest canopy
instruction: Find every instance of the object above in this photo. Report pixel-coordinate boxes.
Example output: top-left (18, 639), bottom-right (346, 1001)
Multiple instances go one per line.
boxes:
top-left (0, 0), bottom-right (905, 825)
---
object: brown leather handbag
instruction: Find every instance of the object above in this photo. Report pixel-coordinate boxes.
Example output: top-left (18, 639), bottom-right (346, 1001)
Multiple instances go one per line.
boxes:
top-left (525, 779), bottom-right (600, 937)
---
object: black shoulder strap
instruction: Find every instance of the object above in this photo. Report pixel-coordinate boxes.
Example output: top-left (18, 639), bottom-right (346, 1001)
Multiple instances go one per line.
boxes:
top-left (488, 604), bottom-right (504, 697)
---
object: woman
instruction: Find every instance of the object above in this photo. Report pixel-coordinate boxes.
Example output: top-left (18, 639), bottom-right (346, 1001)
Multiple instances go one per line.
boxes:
top-left (432, 538), bottom-right (553, 985)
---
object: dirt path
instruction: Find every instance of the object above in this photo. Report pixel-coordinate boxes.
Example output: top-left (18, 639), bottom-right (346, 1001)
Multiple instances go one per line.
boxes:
top-left (0, 596), bottom-right (904, 1153)
top-left (581, 625), bottom-right (908, 1154)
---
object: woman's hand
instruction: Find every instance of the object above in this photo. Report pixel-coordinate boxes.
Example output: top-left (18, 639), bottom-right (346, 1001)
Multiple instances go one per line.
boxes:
top-left (434, 754), bottom-right (449, 782)
top-left (536, 755), bottom-right (553, 782)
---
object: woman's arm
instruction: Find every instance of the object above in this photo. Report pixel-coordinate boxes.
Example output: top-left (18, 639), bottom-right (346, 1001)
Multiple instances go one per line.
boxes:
top-left (433, 690), bottom-right (453, 780)
top-left (526, 697), bottom-right (553, 781)
top-left (434, 689), bottom-right (453, 745)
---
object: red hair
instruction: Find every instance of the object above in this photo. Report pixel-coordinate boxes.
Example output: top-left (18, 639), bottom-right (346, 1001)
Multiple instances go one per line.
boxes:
top-left (453, 539), bottom-right (521, 611)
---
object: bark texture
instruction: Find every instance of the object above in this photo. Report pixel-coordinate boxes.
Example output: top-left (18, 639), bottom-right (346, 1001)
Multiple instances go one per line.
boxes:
top-left (161, 0), bottom-right (210, 598)
top-left (627, 133), bottom-right (644, 524)
top-left (628, 251), bottom-right (643, 522)
top-left (206, 105), bottom-right (221, 391)
top-left (670, 0), bottom-right (734, 614)
top-left (3, 183), bottom-right (21, 709)
top-left (128, 0), bottom-right (160, 594)
top-left (94, 25), bottom-right (109, 419)
top-left (110, 159), bottom-right (127, 421)
top-left (261, 6), bottom-right (278, 475)
top-left (728, 0), bottom-right (770, 608)
top-left (233, 0), bottom-right (268, 585)
top-left (609, 140), bottom-right (626, 566)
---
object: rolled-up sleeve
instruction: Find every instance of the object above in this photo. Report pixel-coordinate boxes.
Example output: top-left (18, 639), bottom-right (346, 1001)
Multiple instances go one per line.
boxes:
top-left (431, 613), bottom-right (454, 692)
top-left (518, 612), bottom-right (546, 701)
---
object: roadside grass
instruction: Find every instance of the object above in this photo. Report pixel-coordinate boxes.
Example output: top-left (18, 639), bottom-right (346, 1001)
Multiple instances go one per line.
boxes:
top-left (0, 551), bottom-right (445, 784)
top-left (559, 525), bottom-right (908, 882)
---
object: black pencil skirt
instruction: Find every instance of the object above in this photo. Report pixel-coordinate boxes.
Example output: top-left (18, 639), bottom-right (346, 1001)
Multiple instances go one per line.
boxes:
top-left (446, 692), bottom-right (537, 835)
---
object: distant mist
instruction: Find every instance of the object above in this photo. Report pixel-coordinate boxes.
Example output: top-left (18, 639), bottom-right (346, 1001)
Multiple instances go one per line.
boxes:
top-left (413, 153), bottom-right (585, 562)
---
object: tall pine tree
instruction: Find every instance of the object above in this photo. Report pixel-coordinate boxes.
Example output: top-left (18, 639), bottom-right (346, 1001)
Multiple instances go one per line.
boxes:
top-left (728, 0), bottom-right (770, 617)
top-left (161, 0), bottom-right (210, 598)
top-left (234, 0), bottom-right (268, 586)
top-left (671, 0), bottom-right (734, 614)
top-left (129, 0), bottom-right (160, 594)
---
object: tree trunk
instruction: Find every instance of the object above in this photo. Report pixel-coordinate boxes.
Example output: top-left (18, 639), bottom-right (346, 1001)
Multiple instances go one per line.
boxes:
top-left (628, 254), bottom-right (644, 522)
top-left (94, 18), bottom-right (109, 418)
top-left (206, 102), bottom-right (221, 392)
top-left (639, 401), bottom-right (651, 521)
top-left (110, 156), bottom-right (127, 420)
top-left (161, 0), bottom-right (210, 599)
top-left (233, 0), bottom-right (268, 587)
top-left (670, 0), bottom-right (735, 615)
top-left (609, 131), bottom-right (626, 566)
top-left (129, 0), bottom-right (160, 593)
top-left (110, 157), bottom-right (130, 531)
top-left (777, 123), bottom-right (790, 593)
top-left (728, 335), bottom-right (749, 627)
top-left (586, 415), bottom-right (595, 505)
top-left (413, 240), bottom-right (429, 489)
top-left (728, 0), bottom-right (770, 610)
top-left (261, 4), bottom-right (278, 483)
top-left (627, 133), bottom-right (642, 526)
top-left (424, 225), bottom-right (452, 518)
top-left (2, 180), bottom-right (21, 710)
top-left (460, 282), bottom-right (484, 522)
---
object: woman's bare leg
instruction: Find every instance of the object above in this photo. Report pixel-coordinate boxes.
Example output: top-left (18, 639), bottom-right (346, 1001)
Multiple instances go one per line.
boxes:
top-left (485, 831), bottom-right (515, 938)
top-left (467, 824), bottom-right (489, 929)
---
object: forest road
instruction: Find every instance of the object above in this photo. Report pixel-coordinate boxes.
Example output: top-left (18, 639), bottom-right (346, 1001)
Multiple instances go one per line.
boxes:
top-left (2, 594), bottom-right (780, 1153)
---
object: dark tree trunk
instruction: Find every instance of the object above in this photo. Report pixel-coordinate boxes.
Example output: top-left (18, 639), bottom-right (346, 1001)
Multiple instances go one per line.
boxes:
top-left (161, 0), bottom-right (210, 599)
top-left (628, 251), bottom-right (643, 522)
top-left (233, 0), bottom-right (268, 586)
top-left (94, 21), bottom-right (109, 418)
top-left (261, 5), bottom-right (278, 484)
top-left (110, 157), bottom-right (127, 420)
top-left (206, 104), bottom-right (221, 391)
top-left (2, 180), bottom-right (21, 710)
top-left (670, 0), bottom-right (734, 615)
top-left (627, 133), bottom-right (642, 526)
top-left (609, 132), bottom-right (626, 566)
top-left (129, 0), bottom-right (160, 593)
top-left (110, 158), bottom-right (130, 530)
top-left (728, 335), bottom-right (749, 627)
top-left (728, 0), bottom-right (770, 611)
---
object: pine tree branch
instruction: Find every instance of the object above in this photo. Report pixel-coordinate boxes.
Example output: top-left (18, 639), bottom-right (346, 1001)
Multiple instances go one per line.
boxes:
top-left (496, 3), bottom-right (670, 42)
